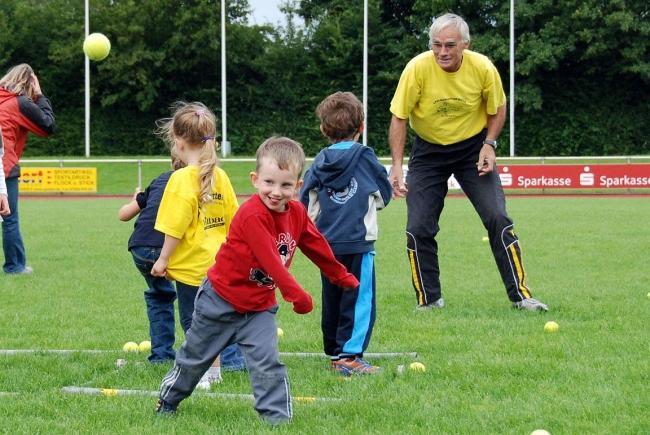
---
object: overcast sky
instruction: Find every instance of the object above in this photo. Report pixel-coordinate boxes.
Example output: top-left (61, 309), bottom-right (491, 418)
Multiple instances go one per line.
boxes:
top-left (248, 0), bottom-right (285, 25)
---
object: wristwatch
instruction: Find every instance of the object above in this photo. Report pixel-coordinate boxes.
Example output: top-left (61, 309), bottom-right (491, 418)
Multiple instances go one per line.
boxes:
top-left (483, 139), bottom-right (497, 149)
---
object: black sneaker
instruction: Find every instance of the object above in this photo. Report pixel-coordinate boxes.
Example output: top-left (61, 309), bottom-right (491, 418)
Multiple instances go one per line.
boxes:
top-left (155, 399), bottom-right (177, 415)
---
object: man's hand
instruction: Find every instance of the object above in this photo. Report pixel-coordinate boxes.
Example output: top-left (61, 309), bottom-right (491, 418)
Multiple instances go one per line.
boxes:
top-left (0, 195), bottom-right (9, 216)
top-left (477, 144), bottom-right (496, 176)
top-left (390, 165), bottom-right (408, 198)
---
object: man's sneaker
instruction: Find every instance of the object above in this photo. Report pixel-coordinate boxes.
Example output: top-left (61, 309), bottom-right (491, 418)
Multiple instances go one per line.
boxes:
top-left (196, 367), bottom-right (222, 390)
top-left (155, 399), bottom-right (177, 415)
top-left (331, 358), bottom-right (381, 376)
top-left (513, 298), bottom-right (549, 312)
top-left (416, 297), bottom-right (445, 310)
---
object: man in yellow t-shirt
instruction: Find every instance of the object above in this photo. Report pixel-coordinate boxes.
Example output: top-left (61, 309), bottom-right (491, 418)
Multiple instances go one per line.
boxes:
top-left (389, 13), bottom-right (548, 312)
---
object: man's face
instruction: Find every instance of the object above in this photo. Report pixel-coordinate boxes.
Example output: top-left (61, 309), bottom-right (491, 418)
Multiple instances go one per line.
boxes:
top-left (431, 26), bottom-right (468, 72)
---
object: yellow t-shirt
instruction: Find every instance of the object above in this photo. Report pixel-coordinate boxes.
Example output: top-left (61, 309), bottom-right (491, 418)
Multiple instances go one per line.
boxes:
top-left (390, 49), bottom-right (506, 145)
top-left (155, 165), bottom-right (238, 286)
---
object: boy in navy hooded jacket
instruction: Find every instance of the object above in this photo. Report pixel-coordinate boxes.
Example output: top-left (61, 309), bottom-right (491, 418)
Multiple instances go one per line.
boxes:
top-left (300, 91), bottom-right (392, 375)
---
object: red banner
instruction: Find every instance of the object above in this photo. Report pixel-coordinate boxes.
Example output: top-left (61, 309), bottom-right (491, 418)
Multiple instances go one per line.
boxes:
top-left (497, 164), bottom-right (650, 189)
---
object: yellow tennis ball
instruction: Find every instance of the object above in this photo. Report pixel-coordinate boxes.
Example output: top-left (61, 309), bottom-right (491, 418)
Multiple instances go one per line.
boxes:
top-left (122, 341), bottom-right (139, 352)
top-left (83, 33), bottom-right (111, 61)
top-left (277, 327), bottom-right (284, 338)
top-left (409, 362), bottom-right (426, 372)
top-left (544, 321), bottom-right (559, 333)
top-left (530, 430), bottom-right (551, 435)
top-left (138, 340), bottom-right (152, 353)
top-left (101, 388), bottom-right (118, 397)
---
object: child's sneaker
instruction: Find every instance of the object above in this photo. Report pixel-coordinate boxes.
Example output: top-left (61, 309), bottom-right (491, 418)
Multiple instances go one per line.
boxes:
top-left (331, 357), bottom-right (381, 376)
top-left (155, 399), bottom-right (177, 415)
top-left (196, 366), bottom-right (222, 390)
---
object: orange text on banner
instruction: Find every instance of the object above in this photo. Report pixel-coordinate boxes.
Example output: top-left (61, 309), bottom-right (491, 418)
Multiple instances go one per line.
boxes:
top-left (19, 167), bottom-right (97, 193)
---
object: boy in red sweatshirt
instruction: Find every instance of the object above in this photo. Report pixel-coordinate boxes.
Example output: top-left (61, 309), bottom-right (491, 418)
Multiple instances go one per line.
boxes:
top-left (156, 136), bottom-right (359, 424)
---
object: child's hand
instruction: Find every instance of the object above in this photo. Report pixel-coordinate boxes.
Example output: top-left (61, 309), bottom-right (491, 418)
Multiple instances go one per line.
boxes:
top-left (292, 292), bottom-right (313, 314)
top-left (151, 258), bottom-right (168, 277)
top-left (337, 274), bottom-right (359, 291)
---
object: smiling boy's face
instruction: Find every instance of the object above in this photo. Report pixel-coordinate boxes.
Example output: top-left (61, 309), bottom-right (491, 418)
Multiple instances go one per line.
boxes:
top-left (251, 157), bottom-right (302, 212)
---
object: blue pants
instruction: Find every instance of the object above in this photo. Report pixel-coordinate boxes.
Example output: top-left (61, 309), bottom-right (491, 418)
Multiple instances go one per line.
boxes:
top-left (321, 252), bottom-right (376, 358)
top-left (131, 246), bottom-right (177, 363)
top-left (2, 176), bottom-right (27, 273)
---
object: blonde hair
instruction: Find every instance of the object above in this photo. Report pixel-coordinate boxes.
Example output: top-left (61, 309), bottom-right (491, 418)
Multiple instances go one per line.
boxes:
top-left (255, 136), bottom-right (305, 178)
top-left (0, 64), bottom-right (36, 99)
top-left (156, 102), bottom-right (218, 206)
top-left (170, 144), bottom-right (186, 171)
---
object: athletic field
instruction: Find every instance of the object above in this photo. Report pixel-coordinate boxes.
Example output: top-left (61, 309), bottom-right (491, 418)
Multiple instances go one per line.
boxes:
top-left (1, 194), bottom-right (647, 433)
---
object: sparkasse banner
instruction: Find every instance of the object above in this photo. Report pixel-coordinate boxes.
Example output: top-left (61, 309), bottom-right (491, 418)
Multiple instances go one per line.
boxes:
top-left (498, 164), bottom-right (650, 189)
top-left (387, 164), bottom-right (650, 190)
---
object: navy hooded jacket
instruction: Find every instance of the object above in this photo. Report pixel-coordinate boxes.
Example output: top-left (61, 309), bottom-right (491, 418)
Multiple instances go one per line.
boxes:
top-left (300, 141), bottom-right (392, 255)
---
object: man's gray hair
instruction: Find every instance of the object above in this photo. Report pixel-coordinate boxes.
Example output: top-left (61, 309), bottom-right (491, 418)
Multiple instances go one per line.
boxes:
top-left (429, 13), bottom-right (470, 47)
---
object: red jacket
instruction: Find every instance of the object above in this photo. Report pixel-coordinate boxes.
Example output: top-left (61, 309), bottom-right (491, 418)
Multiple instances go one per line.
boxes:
top-left (0, 88), bottom-right (56, 178)
top-left (207, 194), bottom-right (359, 314)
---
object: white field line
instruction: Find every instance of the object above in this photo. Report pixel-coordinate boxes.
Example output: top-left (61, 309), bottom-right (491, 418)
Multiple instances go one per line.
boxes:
top-left (1, 349), bottom-right (417, 358)
top-left (0, 349), bottom-right (114, 355)
top-left (61, 386), bottom-right (340, 402)
top-left (280, 352), bottom-right (418, 358)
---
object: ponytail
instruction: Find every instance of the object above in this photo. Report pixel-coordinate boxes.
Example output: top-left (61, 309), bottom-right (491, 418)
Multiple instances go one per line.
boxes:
top-left (197, 138), bottom-right (218, 206)
top-left (154, 101), bottom-right (219, 207)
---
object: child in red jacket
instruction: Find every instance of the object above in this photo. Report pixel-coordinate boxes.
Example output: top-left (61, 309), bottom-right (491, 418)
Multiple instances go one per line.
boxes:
top-left (156, 136), bottom-right (359, 425)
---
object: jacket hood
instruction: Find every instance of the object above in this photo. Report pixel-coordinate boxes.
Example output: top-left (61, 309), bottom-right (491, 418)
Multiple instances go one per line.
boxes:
top-left (0, 88), bottom-right (17, 105)
top-left (310, 142), bottom-right (365, 191)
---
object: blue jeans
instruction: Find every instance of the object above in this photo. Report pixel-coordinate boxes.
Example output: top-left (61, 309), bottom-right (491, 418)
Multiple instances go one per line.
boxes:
top-left (131, 246), bottom-right (177, 363)
top-left (176, 279), bottom-right (246, 371)
top-left (2, 176), bottom-right (27, 273)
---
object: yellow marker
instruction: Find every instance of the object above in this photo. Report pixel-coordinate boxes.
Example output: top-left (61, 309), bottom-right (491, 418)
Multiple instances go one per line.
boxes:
top-left (294, 396), bottom-right (316, 403)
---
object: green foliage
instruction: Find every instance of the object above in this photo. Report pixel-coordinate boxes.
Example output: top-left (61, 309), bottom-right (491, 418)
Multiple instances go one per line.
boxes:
top-left (1, 0), bottom-right (648, 157)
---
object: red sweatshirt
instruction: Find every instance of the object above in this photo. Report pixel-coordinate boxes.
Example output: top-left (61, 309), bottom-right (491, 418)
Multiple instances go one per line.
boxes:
top-left (207, 194), bottom-right (359, 314)
top-left (0, 88), bottom-right (56, 177)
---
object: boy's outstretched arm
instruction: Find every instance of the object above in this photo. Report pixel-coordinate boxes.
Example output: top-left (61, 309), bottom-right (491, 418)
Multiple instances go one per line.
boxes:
top-left (240, 214), bottom-right (315, 314)
top-left (298, 218), bottom-right (359, 290)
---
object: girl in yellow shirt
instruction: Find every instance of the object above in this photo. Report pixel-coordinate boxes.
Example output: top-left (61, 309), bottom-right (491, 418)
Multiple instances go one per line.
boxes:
top-left (152, 101), bottom-right (241, 388)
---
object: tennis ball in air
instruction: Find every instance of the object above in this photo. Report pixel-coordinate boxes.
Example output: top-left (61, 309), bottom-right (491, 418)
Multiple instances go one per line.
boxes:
top-left (122, 341), bottom-right (139, 353)
top-left (482, 236), bottom-right (489, 242)
top-left (544, 321), bottom-right (559, 333)
top-left (138, 340), bottom-right (152, 353)
top-left (83, 33), bottom-right (111, 61)
top-left (530, 430), bottom-right (551, 435)
top-left (647, 292), bottom-right (650, 299)
top-left (277, 327), bottom-right (284, 338)
top-left (409, 362), bottom-right (426, 372)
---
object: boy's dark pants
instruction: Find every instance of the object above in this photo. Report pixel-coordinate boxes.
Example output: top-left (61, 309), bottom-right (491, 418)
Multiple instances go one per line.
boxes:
top-left (405, 133), bottom-right (532, 306)
top-left (159, 280), bottom-right (292, 424)
top-left (321, 252), bottom-right (376, 358)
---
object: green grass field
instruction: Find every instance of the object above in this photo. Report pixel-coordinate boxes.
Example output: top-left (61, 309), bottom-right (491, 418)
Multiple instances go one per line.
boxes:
top-left (1, 196), bottom-right (648, 433)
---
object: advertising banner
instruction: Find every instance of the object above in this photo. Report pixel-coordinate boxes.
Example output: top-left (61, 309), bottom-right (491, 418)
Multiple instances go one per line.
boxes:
top-left (19, 167), bottom-right (97, 192)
